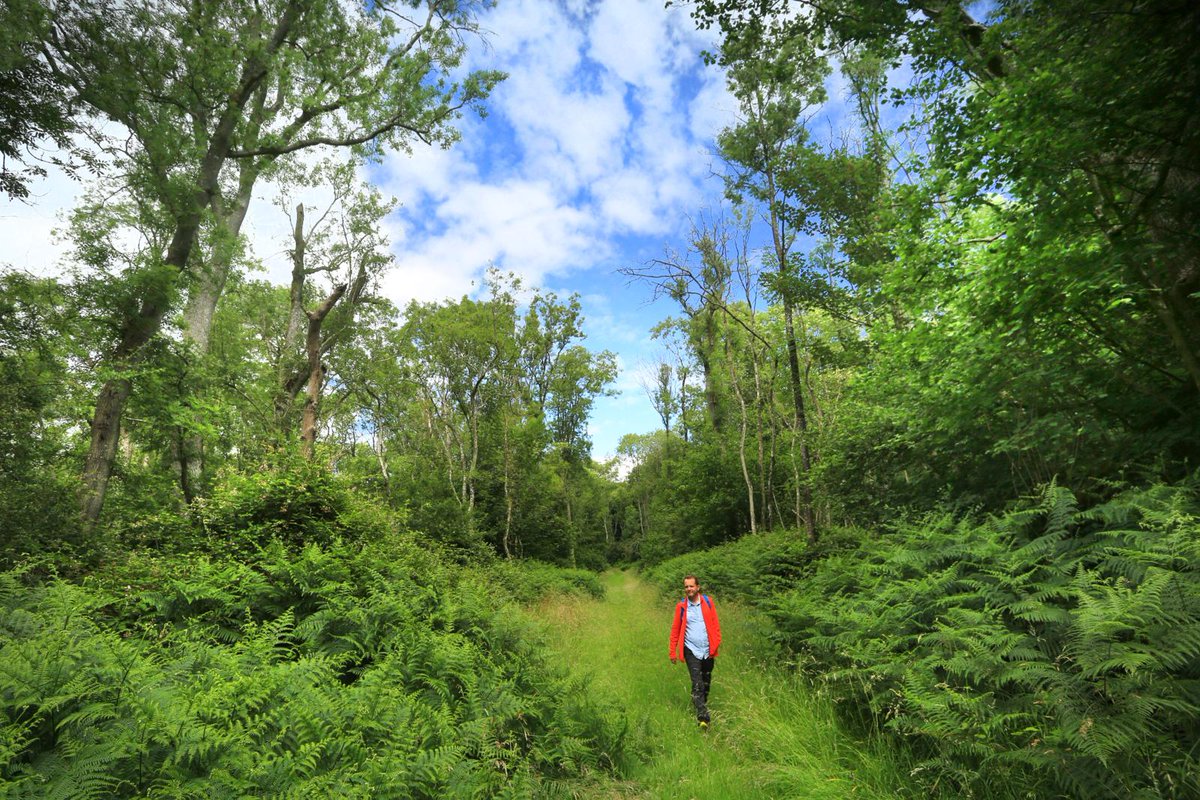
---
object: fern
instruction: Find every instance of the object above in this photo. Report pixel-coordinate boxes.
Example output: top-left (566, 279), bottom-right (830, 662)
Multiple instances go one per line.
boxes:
top-left (657, 479), bottom-right (1200, 798)
top-left (1, 536), bottom-right (631, 798)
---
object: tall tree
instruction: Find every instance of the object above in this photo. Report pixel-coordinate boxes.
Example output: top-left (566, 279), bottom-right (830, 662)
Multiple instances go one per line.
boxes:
top-left (268, 163), bottom-right (392, 458)
top-left (272, 160), bottom-right (392, 428)
top-left (624, 216), bottom-right (736, 437)
top-left (648, 320), bottom-right (697, 442)
top-left (42, 0), bottom-right (502, 525)
top-left (644, 361), bottom-right (678, 434)
top-left (403, 294), bottom-right (514, 537)
top-left (717, 34), bottom-right (829, 542)
top-left (692, 0), bottom-right (1200, 400)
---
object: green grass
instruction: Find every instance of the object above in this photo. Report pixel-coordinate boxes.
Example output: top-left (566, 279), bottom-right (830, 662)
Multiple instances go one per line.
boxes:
top-left (537, 570), bottom-right (912, 799)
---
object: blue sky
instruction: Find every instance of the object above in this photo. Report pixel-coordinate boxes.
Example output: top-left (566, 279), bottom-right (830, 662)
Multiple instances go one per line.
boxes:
top-left (364, 0), bottom-right (744, 461)
top-left (0, 0), bottom-right (877, 464)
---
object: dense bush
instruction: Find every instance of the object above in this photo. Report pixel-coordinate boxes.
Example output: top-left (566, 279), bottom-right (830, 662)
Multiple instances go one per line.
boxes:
top-left (482, 559), bottom-right (605, 604)
top-left (644, 526), bottom-right (861, 602)
top-left (96, 455), bottom-right (408, 562)
top-left (194, 455), bottom-right (400, 554)
top-left (0, 276), bottom-right (82, 570)
top-left (647, 483), bottom-right (1200, 799)
top-left (0, 535), bottom-right (628, 798)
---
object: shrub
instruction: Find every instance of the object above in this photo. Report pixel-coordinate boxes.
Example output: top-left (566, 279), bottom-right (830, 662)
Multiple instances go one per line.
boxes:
top-left (481, 559), bottom-right (605, 604)
top-left (764, 483), bottom-right (1200, 799)
top-left (194, 455), bottom-right (399, 554)
top-left (643, 526), bottom-right (861, 603)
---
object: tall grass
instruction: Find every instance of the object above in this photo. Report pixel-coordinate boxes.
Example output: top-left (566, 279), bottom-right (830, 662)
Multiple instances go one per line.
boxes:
top-left (538, 571), bottom-right (912, 799)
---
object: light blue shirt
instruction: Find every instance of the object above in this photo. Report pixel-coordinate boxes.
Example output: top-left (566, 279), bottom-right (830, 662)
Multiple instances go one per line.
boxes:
top-left (684, 598), bottom-right (710, 659)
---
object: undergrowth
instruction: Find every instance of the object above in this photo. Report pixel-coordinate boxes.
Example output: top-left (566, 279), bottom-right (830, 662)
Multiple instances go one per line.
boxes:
top-left (0, 528), bottom-right (627, 797)
top-left (647, 481), bottom-right (1200, 799)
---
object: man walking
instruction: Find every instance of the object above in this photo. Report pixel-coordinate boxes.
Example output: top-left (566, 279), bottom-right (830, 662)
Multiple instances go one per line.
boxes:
top-left (669, 575), bottom-right (722, 729)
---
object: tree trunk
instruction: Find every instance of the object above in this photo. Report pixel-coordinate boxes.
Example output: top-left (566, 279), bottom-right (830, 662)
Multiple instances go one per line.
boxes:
top-left (914, 1), bottom-right (1008, 80)
top-left (503, 492), bottom-right (515, 559)
top-left (700, 308), bottom-right (724, 434)
top-left (173, 172), bottom-right (259, 498)
top-left (501, 406), bottom-right (515, 559)
top-left (727, 332), bottom-right (757, 533)
top-left (767, 406), bottom-right (783, 529)
top-left (735, 381), bottom-right (756, 534)
top-left (752, 349), bottom-right (769, 530)
top-left (275, 204), bottom-right (311, 428)
top-left (678, 366), bottom-right (691, 442)
top-left (637, 495), bottom-right (648, 540)
top-left (79, 217), bottom-right (198, 525)
top-left (1148, 288), bottom-right (1200, 396)
top-left (751, 84), bottom-right (818, 543)
top-left (466, 393), bottom-right (480, 529)
top-left (782, 299), bottom-right (817, 544)
top-left (372, 410), bottom-right (391, 488)
top-left (79, 377), bottom-right (133, 526)
top-left (374, 441), bottom-right (390, 484)
top-left (76, 4), bottom-right (302, 525)
top-left (565, 493), bottom-right (577, 569)
top-left (300, 283), bottom-right (347, 459)
top-left (182, 167), bottom-right (257, 355)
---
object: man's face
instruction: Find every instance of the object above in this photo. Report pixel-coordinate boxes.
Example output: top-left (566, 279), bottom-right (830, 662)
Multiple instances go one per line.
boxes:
top-left (683, 578), bottom-right (700, 601)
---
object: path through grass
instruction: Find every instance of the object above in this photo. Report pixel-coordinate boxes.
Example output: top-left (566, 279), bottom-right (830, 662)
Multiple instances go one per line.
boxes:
top-left (539, 571), bottom-right (909, 799)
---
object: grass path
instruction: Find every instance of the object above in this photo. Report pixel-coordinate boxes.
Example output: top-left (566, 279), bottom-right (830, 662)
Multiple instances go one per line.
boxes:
top-left (538, 571), bottom-right (908, 800)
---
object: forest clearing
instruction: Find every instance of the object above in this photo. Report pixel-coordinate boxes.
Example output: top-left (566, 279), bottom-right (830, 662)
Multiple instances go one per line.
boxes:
top-left (539, 570), bottom-right (907, 800)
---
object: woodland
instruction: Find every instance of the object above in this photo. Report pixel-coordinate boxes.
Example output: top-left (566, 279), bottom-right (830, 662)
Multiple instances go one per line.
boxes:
top-left (1, 0), bottom-right (1198, 798)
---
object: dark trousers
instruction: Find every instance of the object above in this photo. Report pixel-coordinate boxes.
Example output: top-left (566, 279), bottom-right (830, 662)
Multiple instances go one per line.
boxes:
top-left (683, 649), bottom-right (714, 722)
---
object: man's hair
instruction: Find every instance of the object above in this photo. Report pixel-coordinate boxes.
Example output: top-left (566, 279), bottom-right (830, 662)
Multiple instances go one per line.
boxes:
top-left (683, 574), bottom-right (699, 585)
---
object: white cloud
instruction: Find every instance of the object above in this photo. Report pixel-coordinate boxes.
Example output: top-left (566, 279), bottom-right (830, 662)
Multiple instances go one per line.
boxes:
top-left (589, 0), bottom-right (675, 96)
top-left (370, 0), bottom-right (739, 351)
top-left (688, 70), bottom-right (737, 144)
top-left (484, 0), bottom-right (586, 69)
top-left (0, 160), bottom-right (83, 276)
top-left (592, 169), bottom-right (659, 232)
top-left (380, 176), bottom-right (602, 308)
top-left (379, 139), bottom-right (476, 211)
top-left (502, 74), bottom-right (630, 189)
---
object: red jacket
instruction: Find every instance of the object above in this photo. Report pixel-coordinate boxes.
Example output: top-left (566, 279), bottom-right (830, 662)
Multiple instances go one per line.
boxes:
top-left (669, 594), bottom-right (722, 660)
